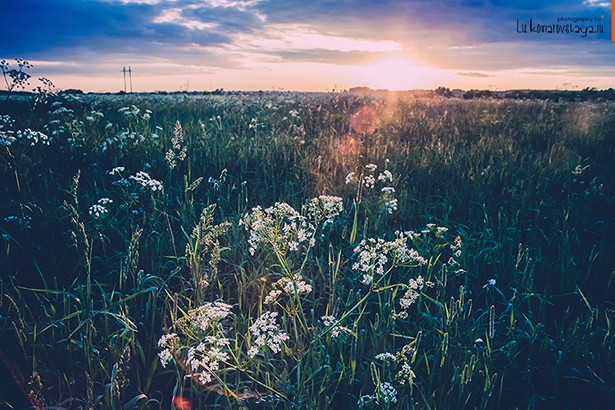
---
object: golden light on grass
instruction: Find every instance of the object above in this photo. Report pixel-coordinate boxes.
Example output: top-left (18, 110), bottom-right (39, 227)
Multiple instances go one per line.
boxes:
top-left (350, 105), bottom-right (380, 134)
top-left (337, 133), bottom-right (361, 157)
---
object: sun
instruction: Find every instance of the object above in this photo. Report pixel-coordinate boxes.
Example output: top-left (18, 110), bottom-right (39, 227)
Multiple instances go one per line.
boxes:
top-left (361, 56), bottom-right (429, 90)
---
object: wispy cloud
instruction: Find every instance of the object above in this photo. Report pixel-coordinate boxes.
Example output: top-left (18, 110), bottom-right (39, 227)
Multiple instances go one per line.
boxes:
top-left (456, 71), bottom-right (494, 78)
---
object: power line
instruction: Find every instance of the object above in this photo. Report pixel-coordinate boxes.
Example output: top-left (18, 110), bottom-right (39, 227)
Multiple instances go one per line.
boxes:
top-left (128, 66), bottom-right (133, 93)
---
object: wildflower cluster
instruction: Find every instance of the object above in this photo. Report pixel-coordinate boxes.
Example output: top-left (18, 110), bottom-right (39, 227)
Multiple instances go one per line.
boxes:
top-left (0, 116), bottom-right (50, 147)
top-left (345, 163), bottom-right (397, 214)
top-left (320, 315), bottom-right (351, 338)
top-left (345, 172), bottom-right (356, 185)
top-left (159, 302), bottom-right (234, 384)
top-left (176, 302), bottom-right (233, 333)
top-left (129, 171), bottom-right (163, 192)
top-left (379, 382), bottom-right (398, 404)
top-left (359, 347), bottom-right (416, 408)
top-left (375, 352), bottom-right (396, 361)
top-left (376, 346), bottom-right (416, 385)
top-left (118, 105), bottom-right (141, 118)
top-left (185, 336), bottom-right (231, 384)
top-left (241, 202), bottom-right (314, 256)
top-left (17, 129), bottom-right (50, 146)
top-left (274, 273), bottom-right (313, 297)
top-left (89, 198), bottom-right (113, 219)
top-left (157, 333), bottom-right (179, 368)
top-left (0, 115), bottom-right (15, 146)
top-left (353, 231), bottom-right (427, 286)
top-left (451, 235), bottom-right (463, 258)
top-left (421, 223), bottom-right (448, 240)
top-left (358, 382), bottom-right (398, 408)
top-left (248, 311), bottom-right (289, 357)
top-left (165, 120), bottom-right (187, 170)
top-left (263, 289), bottom-right (282, 305)
top-left (398, 275), bottom-right (434, 314)
top-left (363, 165), bottom-right (377, 189)
top-left (305, 195), bottom-right (343, 226)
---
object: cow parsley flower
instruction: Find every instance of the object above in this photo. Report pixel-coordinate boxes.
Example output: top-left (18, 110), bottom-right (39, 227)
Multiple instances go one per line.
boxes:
top-left (397, 362), bottom-right (415, 385)
top-left (249, 311), bottom-right (289, 354)
top-left (241, 202), bottom-right (315, 256)
top-left (158, 349), bottom-right (173, 368)
top-left (305, 195), bottom-right (343, 225)
top-left (353, 232), bottom-right (427, 286)
top-left (276, 273), bottom-right (313, 296)
top-left (89, 198), bottom-right (113, 219)
top-left (375, 352), bottom-right (396, 361)
top-left (130, 171), bottom-right (163, 192)
top-left (264, 289), bottom-right (282, 305)
top-left (379, 382), bottom-right (397, 404)
top-left (345, 172), bottom-right (356, 185)
top-left (399, 275), bottom-right (433, 309)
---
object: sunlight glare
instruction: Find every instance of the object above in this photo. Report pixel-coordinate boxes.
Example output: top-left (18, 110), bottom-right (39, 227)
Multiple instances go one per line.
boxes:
top-left (361, 57), bottom-right (429, 90)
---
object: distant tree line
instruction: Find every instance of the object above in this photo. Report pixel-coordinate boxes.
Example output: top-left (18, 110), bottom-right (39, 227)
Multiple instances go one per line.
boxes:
top-left (460, 87), bottom-right (615, 101)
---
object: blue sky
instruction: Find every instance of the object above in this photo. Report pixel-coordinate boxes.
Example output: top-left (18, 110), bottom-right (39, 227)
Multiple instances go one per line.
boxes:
top-left (1, 0), bottom-right (613, 92)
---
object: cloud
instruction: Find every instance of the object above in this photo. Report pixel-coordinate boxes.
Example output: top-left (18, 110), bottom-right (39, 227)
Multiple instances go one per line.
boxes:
top-left (455, 71), bottom-right (494, 78)
top-left (1, 0), bottom-right (613, 91)
top-left (263, 49), bottom-right (386, 65)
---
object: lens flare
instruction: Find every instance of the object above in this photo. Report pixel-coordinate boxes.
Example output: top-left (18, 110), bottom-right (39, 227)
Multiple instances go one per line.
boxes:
top-left (350, 106), bottom-right (379, 135)
top-left (173, 396), bottom-right (192, 410)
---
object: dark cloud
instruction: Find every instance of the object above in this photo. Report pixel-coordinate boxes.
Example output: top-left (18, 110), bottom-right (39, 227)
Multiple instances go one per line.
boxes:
top-left (1, 0), bottom-right (157, 54)
top-left (0, 0), bottom-right (240, 58)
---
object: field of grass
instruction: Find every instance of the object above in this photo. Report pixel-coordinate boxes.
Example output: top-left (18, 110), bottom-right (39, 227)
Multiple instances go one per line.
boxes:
top-left (1, 90), bottom-right (614, 410)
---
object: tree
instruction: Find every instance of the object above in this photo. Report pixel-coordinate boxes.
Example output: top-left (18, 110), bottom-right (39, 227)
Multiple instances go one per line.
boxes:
top-left (435, 86), bottom-right (452, 97)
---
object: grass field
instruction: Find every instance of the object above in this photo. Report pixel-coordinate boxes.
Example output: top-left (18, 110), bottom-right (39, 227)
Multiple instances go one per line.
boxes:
top-left (1, 90), bottom-right (614, 409)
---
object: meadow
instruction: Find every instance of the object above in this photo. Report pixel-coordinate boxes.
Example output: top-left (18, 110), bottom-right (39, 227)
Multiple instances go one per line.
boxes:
top-left (0, 90), bottom-right (614, 410)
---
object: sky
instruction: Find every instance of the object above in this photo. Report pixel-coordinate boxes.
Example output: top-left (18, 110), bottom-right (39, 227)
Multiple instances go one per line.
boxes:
top-left (1, 0), bottom-right (613, 92)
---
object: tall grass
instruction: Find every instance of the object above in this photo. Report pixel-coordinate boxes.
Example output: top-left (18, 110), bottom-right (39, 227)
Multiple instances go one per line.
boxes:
top-left (1, 91), bottom-right (614, 409)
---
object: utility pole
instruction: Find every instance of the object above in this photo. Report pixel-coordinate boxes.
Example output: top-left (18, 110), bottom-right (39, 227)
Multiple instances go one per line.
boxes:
top-left (128, 66), bottom-right (133, 93)
top-left (122, 66), bottom-right (127, 92)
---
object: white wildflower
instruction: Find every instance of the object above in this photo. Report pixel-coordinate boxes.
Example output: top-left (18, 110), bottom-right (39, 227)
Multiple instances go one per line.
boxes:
top-left (483, 278), bottom-right (496, 288)
top-left (383, 198), bottom-right (398, 214)
top-left (378, 170), bottom-right (394, 183)
top-left (249, 311), bottom-right (289, 354)
top-left (276, 273), bottom-right (312, 296)
top-left (264, 289), bottom-right (282, 305)
top-left (397, 362), bottom-right (415, 385)
top-left (363, 174), bottom-right (376, 189)
top-left (158, 349), bottom-right (173, 368)
top-left (375, 352), bottom-right (396, 361)
top-left (129, 171), bottom-right (164, 192)
top-left (107, 166), bottom-right (125, 176)
top-left (305, 195), bottom-right (343, 225)
top-left (345, 172), bottom-right (356, 185)
top-left (379, 382), bottom-right (397, 404)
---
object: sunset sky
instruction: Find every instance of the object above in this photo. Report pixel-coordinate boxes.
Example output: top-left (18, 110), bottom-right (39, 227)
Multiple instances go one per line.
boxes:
top-left (1, 0), bottom-right (613, 92)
